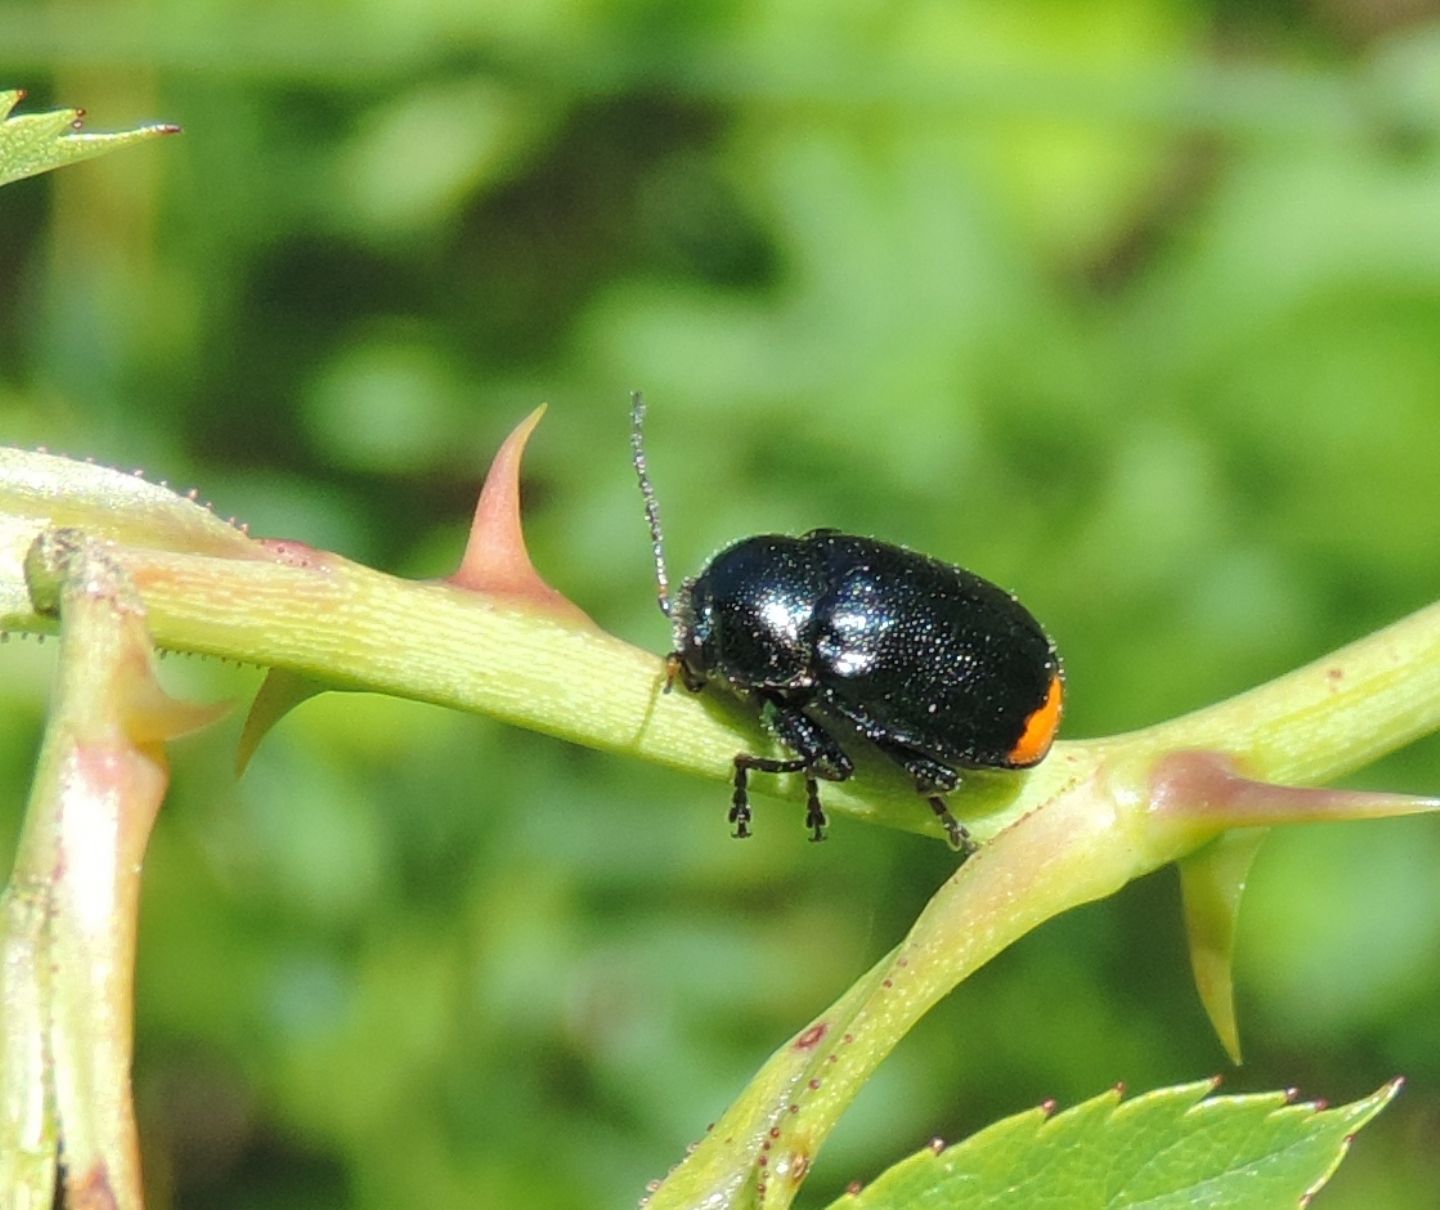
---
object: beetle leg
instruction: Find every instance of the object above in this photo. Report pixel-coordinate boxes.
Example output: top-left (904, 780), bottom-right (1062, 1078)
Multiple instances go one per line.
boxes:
top-left (803, 775), bottom-right (826, 842)
top-left (864, 743), bottom-right (977, 856)
top-left (898, 755), bottom-right (960, 795)
top-left (737, 699), bottom-right (854, 841)
top-left (925, 796), bottom-right (975, 856)
top-left (732, 753), bottom-right (810, 839)
top-left (906, 762), bottom-right (975, 855)
top-left (729, 762), bottom-right (753, 838)
top-left (764, 703), bottom-right (855, 783)
top-left (769, 703), bottom-right (857, 840)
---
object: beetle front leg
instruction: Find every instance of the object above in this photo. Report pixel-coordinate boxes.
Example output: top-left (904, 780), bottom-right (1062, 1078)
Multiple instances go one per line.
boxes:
top-left (733, 699), bottom-right (855, 841)
top-left (730, 762), bottom-right (753, 838)
top-left (763, 701), bottom-right (854, 841)
top-left (731, 753), bottom-right (810, 839)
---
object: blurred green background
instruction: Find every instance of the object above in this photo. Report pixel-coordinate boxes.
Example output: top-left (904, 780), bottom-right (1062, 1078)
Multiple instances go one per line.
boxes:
top-left (4, 2), bottom-right (1440, 1207)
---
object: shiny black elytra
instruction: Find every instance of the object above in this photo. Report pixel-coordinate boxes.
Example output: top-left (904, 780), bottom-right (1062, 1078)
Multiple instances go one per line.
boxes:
top-left (630, 394), bottom-right (1064, 854)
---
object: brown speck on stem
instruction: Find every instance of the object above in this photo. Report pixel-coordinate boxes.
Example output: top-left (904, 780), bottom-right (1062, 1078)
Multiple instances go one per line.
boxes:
top-left (794, 1022), bottom-right (828, 1050)
top-left (257, 538), bottom-right (331, 571)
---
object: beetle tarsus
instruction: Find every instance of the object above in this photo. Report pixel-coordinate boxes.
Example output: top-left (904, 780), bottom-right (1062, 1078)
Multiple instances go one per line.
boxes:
top-left (733, 751), bottom-right (817, 840)
top-left (928, 796), bottom-right (975, 857)
top-left (804, 775), bottom-right (828, 841)
top-left (730, 764), bottom-right (754, 837)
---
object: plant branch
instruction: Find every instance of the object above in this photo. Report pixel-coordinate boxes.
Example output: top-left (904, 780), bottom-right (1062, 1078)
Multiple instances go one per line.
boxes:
top-left (6, 446), bottom-right (1440, 1210)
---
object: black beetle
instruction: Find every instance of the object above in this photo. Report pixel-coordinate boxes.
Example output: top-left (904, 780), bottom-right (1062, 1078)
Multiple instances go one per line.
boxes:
top-left (630, 394), bottom-right (1063, 853)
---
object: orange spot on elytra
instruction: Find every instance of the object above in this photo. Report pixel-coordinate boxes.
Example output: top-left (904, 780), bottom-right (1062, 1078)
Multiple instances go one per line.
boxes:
top-left (1009, 672), bottom-right (1064, 766)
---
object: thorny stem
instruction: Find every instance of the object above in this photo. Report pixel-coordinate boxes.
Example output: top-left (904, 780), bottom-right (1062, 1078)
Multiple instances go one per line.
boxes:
top-left (5, 446), bottom-right (1440, 1210)
top-left (12, 543), bottom-right (1437, 845)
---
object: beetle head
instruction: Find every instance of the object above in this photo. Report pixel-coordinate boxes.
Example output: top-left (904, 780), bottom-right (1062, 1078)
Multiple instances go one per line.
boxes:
top-left (672, 537), bottom-right (822, 696)
top-left (669, 575), bottom-right (713, 692)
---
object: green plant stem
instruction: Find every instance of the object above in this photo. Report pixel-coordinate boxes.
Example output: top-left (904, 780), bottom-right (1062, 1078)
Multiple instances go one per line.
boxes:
top-left (6, 492), bottom-right (1440, 1209)
top-left (10, 537), bottom-right (1440, 846)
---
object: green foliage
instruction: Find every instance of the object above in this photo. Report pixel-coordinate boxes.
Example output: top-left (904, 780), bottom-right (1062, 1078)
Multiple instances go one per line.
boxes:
top-left (3, 4), bottom-right (1440, 1208)
top-left (0, 90), bottom-right (176, 187)
top-left (834, 1079), bottom-right (1399, 1210)
top-left (4, 399), bottom-right (1436, 1210)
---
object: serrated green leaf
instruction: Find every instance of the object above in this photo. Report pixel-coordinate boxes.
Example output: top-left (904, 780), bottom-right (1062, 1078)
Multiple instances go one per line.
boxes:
top-left (831, 1078), bottom-right (1401, 1210)
top-left (0, 89), bottom-right (178, 188)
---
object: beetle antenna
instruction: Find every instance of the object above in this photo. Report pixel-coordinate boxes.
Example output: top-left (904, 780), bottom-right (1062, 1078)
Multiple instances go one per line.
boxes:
top-left (630, 391), bottom-right (674, 621)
